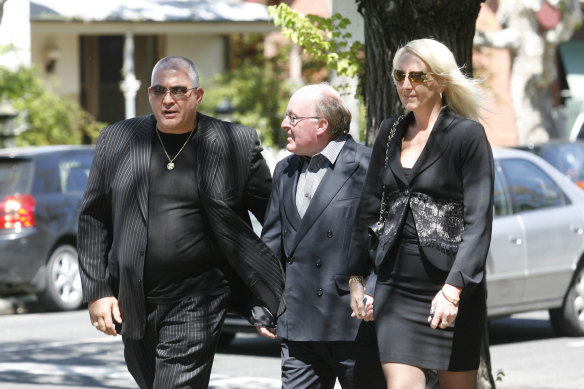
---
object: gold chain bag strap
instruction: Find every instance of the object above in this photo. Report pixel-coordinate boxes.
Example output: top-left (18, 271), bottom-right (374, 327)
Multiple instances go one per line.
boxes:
top-left (368, 115), bottom-right (404, 262)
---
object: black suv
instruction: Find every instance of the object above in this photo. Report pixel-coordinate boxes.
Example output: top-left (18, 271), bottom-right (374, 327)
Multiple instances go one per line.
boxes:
top-left (0, 145), bottom-right (94, 311)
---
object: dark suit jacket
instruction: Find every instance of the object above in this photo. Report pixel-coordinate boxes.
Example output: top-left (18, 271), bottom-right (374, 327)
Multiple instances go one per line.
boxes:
top-left (348, 108), bottom-right (494, 293)
top-left (262, 137), bottom-right (375, 341)
top-left (78, 112), bottom-right (285, 339)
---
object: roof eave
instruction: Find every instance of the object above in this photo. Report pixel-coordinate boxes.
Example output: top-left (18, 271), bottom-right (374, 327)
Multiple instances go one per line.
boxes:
top-left (31, 20), bottom-right (277, 35)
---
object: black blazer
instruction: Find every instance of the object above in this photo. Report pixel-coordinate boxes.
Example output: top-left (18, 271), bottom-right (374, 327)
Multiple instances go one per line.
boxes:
top-left (262, 137), bottom-right (375, 341)
top-left (348, 108), bottom-right (494, 292)
top-left (78, 113), bottom-right (285, 339)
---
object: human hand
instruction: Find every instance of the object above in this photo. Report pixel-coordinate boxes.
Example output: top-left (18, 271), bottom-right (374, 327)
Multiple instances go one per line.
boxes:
top-left (256, 326), bottom-right (277, 339)
top-left (361, 294), bottom-right (375, 321)
top-left (428, 284), bottom-right (461, 329)
top-left (88, 297), bottom-right (122, 336)
top-left (349, 278), bottom-right (367, 320)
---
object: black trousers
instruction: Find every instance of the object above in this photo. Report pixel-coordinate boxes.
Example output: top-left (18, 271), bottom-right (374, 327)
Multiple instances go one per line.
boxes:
top-left (122, 292), bottom-right (230, 389)
top-left (281, 338), bottom-right (386, 389)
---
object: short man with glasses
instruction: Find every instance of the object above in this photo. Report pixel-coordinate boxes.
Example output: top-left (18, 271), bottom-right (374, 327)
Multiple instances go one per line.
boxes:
top-left (78, 56), bottom-right (285, 388)
top-left (257, 84), bottom-right (385, 389)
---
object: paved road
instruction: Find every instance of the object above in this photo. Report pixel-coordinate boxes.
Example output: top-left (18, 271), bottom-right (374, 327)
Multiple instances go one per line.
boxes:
top-left (0, 302), bottom-right (282, 388)
top-left (0, 298), bottom-right (583, 388)
top-left (489, 310), bottom-right (584, 389)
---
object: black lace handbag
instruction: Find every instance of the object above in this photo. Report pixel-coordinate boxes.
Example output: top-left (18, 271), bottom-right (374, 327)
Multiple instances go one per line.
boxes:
top-left (368, 115), bottom-right (403, 262)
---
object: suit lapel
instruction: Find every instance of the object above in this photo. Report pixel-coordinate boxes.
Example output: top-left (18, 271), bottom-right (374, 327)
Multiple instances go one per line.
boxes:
top-left (193, 113), bottom-right (222, 195)
top-left (409, 108), bottom-right (454, 181)
top-left (292, 141), bottom-right (359, 248)
top-left (130, 115), bottom-right (155, 222)
top-left (388, 115), bottom-right (410, 185)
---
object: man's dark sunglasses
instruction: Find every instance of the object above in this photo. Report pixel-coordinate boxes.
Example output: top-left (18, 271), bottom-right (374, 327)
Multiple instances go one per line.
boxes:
top-left (392, 70), bottom-right (432, 84)
top-left (150, 85), bottom-right (197, 98)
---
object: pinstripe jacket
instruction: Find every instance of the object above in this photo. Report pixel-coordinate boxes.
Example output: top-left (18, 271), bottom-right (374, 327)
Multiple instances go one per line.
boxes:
top-left (78, 112), bottom-right (285, 339)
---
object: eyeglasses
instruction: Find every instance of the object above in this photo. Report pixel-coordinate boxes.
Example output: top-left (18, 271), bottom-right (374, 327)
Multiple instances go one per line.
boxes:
top-left (392, 69), bottom-right (432, 84)
top-left (284, 113), bottom-right (321, 127)
top-left (150, 85), bottom-right (197, 98)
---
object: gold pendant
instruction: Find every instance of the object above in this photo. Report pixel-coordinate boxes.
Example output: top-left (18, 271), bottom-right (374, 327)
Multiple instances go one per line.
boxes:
top-left (167, 162), bottom-right (175, 170)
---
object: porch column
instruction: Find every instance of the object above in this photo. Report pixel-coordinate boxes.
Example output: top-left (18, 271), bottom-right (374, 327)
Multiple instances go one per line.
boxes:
top-left (119, 31), bottom-right (141, 119)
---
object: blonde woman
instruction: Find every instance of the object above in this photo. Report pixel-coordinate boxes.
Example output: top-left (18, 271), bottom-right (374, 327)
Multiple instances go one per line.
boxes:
top-left (348, 38), bottom-right (494, 389)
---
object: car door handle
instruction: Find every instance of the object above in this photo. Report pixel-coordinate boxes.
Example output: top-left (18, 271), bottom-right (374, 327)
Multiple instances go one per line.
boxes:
top-left (509, 237), bottom-right (522, 245)
top-left (571, 225), bottom-right (584, 235)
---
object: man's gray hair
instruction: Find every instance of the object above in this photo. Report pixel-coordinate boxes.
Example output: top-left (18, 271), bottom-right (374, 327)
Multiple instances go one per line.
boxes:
top-left (312, 83), bottom-right (352, 139)
top-left (151, 56), bottom-right (200, 88)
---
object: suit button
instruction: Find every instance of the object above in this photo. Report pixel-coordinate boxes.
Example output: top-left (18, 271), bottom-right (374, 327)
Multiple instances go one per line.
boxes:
top-left (316, 288), bottom-right (323, 297)
top-left (288, 257), bottom-right (294, 265)
top-left (315, 259), bottom-right (321, 268)
top-left (327, 231), bottom-right (333, 238)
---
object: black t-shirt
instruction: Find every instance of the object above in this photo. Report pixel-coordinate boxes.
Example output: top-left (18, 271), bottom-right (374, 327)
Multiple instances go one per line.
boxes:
top-left (144, 129), bottom-right (230, 304)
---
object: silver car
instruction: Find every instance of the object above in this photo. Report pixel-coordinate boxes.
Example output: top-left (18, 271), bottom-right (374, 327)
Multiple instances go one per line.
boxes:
top-left (489, 147), bottom-right (584, 336)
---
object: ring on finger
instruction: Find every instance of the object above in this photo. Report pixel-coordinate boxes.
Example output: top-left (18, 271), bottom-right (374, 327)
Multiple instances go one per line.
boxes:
top-left (441, 321), bottom-right (449, 326)
top-left (427, 310), bottom-right (435, 322)
top-left (92, 321), bottom-right (99, 328)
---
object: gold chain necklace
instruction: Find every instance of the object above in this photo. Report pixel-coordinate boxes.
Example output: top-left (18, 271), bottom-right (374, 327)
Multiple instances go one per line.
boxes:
top-left (155, 126), bottom-right (195, 170)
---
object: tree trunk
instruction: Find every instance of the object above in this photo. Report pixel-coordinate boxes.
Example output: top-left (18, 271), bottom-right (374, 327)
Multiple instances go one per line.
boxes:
top-left (356, 0), bottom-right (484, 145)
top-left (0, 0), bottom-right (7, 24)
top-left (355, 1), bottom-right (496, 388)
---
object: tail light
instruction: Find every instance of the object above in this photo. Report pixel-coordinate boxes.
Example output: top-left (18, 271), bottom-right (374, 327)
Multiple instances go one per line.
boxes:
top-left (0, 194), bottom-right (36, 230)
top-left (576, 180), bottom-right (584, 190)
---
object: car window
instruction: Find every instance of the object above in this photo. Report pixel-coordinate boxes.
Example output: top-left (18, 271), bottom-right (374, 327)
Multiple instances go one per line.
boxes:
top-left (32, 154), bottom-right (61, 193)
top-left (499, 158), bottom-right (567, 213)
top-left (0, 160), bottom-right (33, 196)
top-left (59, 152), bottom-right (93, 194)
top-left (493, 165), bottom-right (511, 217)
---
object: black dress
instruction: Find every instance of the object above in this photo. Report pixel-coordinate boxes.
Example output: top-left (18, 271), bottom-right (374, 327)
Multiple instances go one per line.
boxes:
top-left (373, 168), bottom-right (486, 371)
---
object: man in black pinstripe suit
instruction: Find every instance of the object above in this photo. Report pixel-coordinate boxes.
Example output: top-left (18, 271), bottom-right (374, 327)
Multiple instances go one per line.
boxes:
top-left (78, 56), bottom-right (285, 389)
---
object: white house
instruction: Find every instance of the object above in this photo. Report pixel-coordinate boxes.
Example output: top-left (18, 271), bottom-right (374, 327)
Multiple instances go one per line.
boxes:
top-left (2, 0), bottom-right (276, 125)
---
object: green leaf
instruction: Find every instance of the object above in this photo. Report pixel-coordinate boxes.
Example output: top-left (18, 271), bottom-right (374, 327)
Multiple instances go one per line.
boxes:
top-left (267, 4), bottom-right (364, 97)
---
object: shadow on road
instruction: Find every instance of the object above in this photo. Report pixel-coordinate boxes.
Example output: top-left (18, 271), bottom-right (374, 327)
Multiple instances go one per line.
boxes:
top-left (0, 339), bottom-right (132, 389)
top-left (216, 334), bottom-right (280, 357)
top-left (488, 315), bottom-right (558, 345)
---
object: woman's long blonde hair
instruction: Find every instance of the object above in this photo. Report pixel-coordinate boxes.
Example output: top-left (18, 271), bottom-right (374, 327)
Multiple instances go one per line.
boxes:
top-left (392, 38), bottom-right (485, 122)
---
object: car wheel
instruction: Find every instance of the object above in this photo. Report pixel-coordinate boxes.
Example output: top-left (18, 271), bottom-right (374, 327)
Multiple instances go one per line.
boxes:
top-left (37, 244), bottom-right (83, 311)
top-left (549, 264), bottom-right (584, 337)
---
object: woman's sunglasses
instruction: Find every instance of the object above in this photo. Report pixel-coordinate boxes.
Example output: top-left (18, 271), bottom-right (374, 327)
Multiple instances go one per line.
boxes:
top-left (393, 69), bottom-right (432, 84)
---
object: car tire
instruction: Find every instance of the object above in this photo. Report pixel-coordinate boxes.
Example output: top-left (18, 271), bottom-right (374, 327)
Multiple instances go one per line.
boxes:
top-left (37, 244), bottom-right (83, 311)
top-left (549, 264), bottom-right (584, 337)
